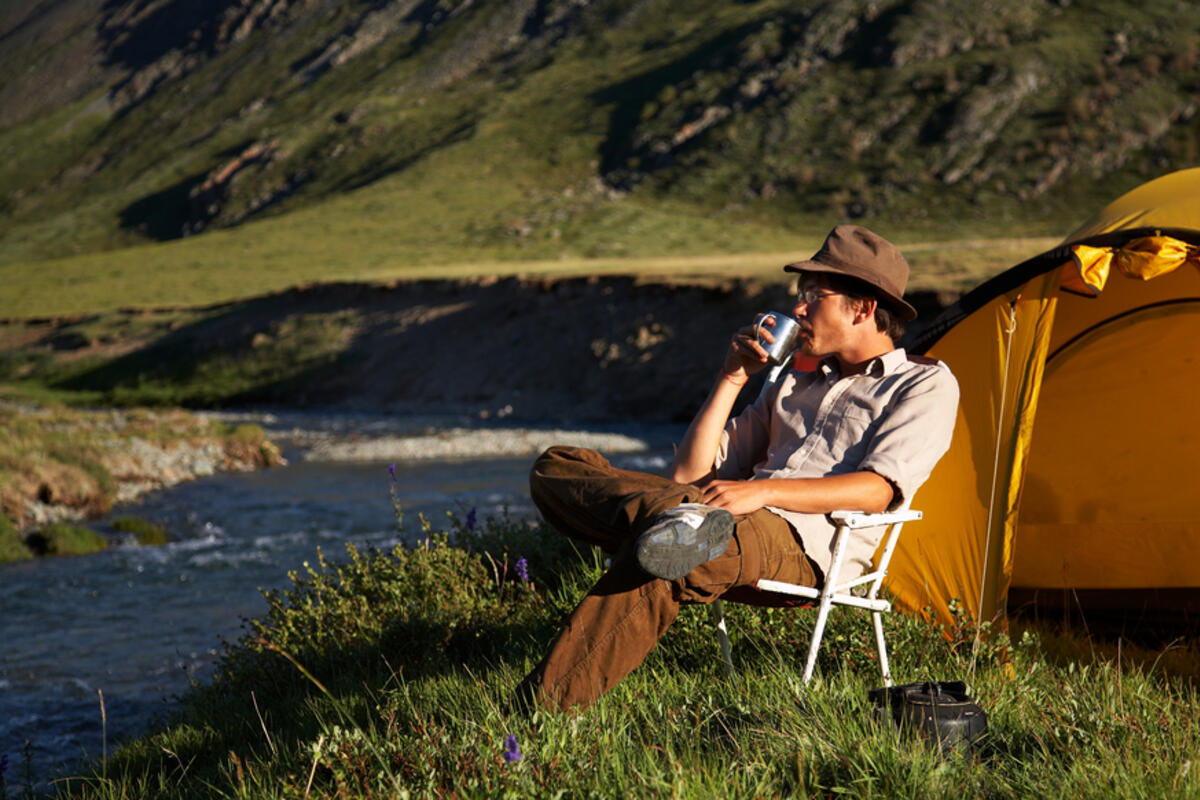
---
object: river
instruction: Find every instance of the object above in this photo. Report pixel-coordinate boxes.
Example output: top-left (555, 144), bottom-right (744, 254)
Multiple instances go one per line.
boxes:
top-left (0, 414), bottom-right (681, 791)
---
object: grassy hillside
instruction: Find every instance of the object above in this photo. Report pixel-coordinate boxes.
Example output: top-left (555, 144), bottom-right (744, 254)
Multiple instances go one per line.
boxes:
top-left (0, 0), bottom-right (1197, 317)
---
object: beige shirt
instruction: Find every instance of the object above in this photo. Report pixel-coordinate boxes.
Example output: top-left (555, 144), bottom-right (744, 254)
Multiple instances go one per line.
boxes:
top-left (715, 348), bottom-right (959, 580)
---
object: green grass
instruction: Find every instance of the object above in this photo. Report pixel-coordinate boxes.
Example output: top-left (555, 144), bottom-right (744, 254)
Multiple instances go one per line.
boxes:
top-left (0, 228), bottom-right (1059, 319)
top-left (0, 511), bottom-right (32, 561)
top-left (0, 399), bottom-right (115, 527)
top-left (46, 509), bottom-right (1200, 799)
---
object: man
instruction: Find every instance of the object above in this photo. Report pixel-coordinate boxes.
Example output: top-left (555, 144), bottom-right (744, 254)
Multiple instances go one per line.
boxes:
top-left (518, 224), bottom-right (959, 712)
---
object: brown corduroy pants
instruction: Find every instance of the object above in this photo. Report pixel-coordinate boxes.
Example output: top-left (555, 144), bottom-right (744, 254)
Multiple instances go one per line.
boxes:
top-left (519, 445), bottom-right (819, 712)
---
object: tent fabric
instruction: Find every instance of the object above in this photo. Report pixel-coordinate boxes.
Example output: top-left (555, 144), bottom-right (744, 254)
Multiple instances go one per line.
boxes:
top-left (1017, 267), bottom-right (1200, 591)
top-left (890, 168), bottom-right (1200, 629)
top-left (1060, 167), bottom-right (1200, 243)
top-left (888, 272), bottom-right (1061, 626)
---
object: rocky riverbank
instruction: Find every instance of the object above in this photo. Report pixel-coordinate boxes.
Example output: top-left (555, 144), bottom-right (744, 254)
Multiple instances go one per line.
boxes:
top-left (0, 398), bottom-right (283, 559)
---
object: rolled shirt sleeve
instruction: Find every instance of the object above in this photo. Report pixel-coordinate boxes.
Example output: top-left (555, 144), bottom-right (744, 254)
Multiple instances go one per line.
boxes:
top-left (857, 362), bottom-right (959, 510)
top-left (714, 380), bottom-right (777, 481)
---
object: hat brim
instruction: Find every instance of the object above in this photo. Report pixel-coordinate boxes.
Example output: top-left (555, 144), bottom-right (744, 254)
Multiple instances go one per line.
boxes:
top-left (784, 259), bottom-right (918, 321)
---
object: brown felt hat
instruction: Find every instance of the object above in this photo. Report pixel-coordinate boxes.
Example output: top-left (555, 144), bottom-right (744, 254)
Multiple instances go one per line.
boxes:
top-left (784, 225), bottom-right (918, 321)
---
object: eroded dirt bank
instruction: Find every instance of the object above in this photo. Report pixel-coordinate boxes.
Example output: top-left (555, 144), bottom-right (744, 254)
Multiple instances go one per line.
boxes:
top-left (8, 276), bottom-right (960, 425)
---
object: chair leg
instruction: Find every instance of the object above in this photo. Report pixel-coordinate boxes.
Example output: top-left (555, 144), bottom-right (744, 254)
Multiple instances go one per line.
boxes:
top-left (872, 610), bottom-right (892, 687)
top-left (802, 593), bottom-right (836, 684)
top-left (711, 599), bottom-right (733, 675)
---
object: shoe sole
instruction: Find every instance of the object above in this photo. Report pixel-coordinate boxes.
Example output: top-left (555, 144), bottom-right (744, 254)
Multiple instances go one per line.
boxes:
top-left (635, 508), bottom-right (734, 580)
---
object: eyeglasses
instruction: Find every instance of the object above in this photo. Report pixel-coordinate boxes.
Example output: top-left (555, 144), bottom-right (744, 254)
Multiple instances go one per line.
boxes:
top-left (796, 287), bottom-right (842, 305)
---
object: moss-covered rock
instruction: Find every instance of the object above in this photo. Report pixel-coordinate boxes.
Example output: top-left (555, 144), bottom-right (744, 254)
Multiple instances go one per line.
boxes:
top-left (111, 515), bottom-right (169, 546)
top-left (224, 422), bottom-right (286, 468)
top-left (25, 523), bottom-right (108, 557)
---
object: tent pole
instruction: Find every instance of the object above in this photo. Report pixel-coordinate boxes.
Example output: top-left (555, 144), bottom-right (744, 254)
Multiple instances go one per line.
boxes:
top-left (972, 298), bottom-right (1019, 677)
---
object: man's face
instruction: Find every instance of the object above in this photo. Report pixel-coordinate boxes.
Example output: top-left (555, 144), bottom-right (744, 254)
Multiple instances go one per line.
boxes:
top-left (792, 275), bottom-right (855, 358)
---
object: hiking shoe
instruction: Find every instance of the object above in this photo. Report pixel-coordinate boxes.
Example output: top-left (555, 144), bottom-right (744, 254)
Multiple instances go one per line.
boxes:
top-left (635, 503), bottom-right (734, 580)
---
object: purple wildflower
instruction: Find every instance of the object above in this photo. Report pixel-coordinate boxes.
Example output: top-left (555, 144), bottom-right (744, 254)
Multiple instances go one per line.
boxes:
top-left (514, 556), bottom-right (529, 582)
top-left (387, 463), bottom-right (397, 482)
top-left (465, 507), bottom-right (476, 531)
top-left (503, 733), bottom-right (521, 763)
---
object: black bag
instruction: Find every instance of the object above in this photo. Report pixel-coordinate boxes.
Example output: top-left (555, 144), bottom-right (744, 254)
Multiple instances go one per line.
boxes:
top-left (868, 681), bottom-right (988, 751)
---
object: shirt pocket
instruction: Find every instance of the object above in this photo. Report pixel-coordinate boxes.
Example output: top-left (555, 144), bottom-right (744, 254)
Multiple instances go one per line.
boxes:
top-left (827, 404), bottom-right (880, 466)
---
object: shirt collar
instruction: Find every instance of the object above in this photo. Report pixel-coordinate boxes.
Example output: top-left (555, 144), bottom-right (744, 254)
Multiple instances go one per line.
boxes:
top-left (817, 348), bottom-right (907, 381)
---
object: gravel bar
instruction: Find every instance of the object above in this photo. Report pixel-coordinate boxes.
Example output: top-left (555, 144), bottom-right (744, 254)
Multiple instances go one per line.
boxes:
top-left (200, 410), bottom-right (684, 463)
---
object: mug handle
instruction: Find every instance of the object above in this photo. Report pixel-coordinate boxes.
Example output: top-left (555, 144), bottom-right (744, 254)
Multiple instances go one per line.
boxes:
top-left (754, 312), bottom-right (776, 345)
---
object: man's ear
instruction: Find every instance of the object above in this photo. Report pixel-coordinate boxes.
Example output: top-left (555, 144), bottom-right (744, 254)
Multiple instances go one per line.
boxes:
top-left (852, 296), bottom-right (878, 325)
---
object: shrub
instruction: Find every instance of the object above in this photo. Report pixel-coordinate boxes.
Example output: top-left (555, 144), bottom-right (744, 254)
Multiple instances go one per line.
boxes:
top-left (205, 513), bottom-right (588, 702)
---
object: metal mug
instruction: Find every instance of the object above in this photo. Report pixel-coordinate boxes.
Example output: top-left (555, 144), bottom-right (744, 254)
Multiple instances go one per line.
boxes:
top-left (755, 311), bottom-right (801, 365)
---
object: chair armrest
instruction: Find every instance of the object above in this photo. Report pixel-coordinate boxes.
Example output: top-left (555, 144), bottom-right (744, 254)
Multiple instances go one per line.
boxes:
top-left (829, 509), bottom-right (922, 529)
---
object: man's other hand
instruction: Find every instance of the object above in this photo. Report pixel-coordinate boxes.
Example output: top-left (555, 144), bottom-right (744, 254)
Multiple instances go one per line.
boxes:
top-left (698, 479), bottom-right (772, 517)
top-left (698, 472), bottom-right (895, 517)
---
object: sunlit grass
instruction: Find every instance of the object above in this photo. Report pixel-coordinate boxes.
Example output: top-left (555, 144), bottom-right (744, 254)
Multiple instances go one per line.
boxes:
top-left (42, 508), bottom-right (1200, 799)
top-left (0, 224), bottom-right (1058, 319)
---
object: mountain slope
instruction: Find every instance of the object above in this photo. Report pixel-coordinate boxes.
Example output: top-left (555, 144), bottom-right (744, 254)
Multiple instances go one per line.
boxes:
top-left (1, 0), bottom-right (1197, 269)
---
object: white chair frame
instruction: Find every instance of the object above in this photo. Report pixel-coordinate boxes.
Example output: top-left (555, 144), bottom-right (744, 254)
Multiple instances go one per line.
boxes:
top-left (710, 507), bottom-right (921, 687)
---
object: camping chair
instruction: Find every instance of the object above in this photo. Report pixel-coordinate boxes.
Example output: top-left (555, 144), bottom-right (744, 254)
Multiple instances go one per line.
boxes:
top-left (710, 507), bottom-right (921, 687)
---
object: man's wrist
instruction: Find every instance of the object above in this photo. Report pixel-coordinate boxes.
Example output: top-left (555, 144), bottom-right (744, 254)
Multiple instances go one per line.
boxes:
top-left (720, 370), bottom-right (748, 388)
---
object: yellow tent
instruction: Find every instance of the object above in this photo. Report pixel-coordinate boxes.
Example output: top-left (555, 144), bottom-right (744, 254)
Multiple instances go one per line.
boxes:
top-left (890, 168), bottom-right (1200, 629)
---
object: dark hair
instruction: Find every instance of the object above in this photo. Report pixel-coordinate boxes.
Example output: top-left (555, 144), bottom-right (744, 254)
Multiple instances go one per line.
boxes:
top-left (822, 274), bottom-right (906, 341)
top-left (872, 305), bottom-right (905, 341)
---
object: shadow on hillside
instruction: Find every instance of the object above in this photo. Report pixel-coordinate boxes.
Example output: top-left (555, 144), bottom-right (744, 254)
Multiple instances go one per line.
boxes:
top-left (118, 172), bottom-right (207, 240)
top-left (98, 0), bottom-right (243, 72)
top-left (326, 117), bottom-right (478, 195)
top-left (40, 288), bottom-right (414, 408)
top-left (51, 286), bottom-right (371, 407)
top-left (115, 116), bottom-right (477, 240)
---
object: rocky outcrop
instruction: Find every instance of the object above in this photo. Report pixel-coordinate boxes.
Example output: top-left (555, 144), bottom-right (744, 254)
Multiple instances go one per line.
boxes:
top-left (100, 0), bottom-right (314, 110)
top-left (185, 140), bottom-right (279, 234)
top-left (296, 0), bottom-right (428, 83)
top-left (596, 0), bottom-right (1197, 214)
